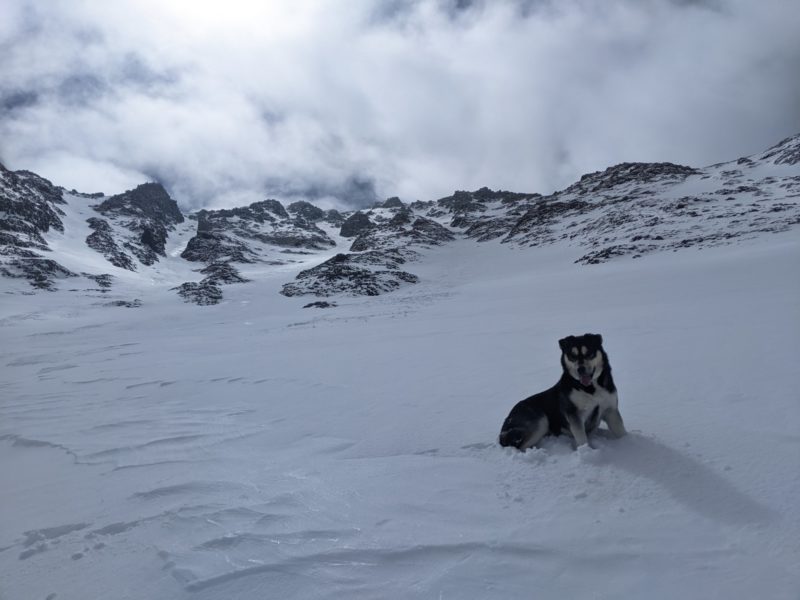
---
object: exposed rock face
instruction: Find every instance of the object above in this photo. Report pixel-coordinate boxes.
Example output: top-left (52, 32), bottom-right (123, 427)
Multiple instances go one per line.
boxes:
top-left (303, 300), bottom-right (337, 308)
top-left (2, 133), bottom-right (799, 300)
top-left (173, 281), bottom-right (223, 306)
top-left (287, 201), bottom-right (325, 222)
top-left (281, 252), bottom-right (418, 297)
top-left (563, 162), bottom-right (699, 195)
top-left (0, 163), bottom-right (76, 289)
top-left (85, 218), bottom-right (136, 270)
top-left (102, 299), bottom-right (142, 308)
top-left (339, 211), bottom-right (374, 238)
top-left (382, 196), bottom-right (405, 209)
top-left (95, 182), bottom-right (184, 225)
top-left (90, 182), bottom-right (184, 268)
top-left (0, 256), bottom-right (78, 290)
top-left (350, 215), bottom-right (455, 252)
top-left (325, 209), bottom-right (345, 226)
top-left (0, 163), bottom-right (65, 251)
top-left (173, 261), bottom-right (249, 305)
top-left (450, 160), bottom-right (800, 264)
top-left (757, 133), bottom-right (800, 166)
top-left (198, 261), bottom-right (250, 285)
top-left (431, 187), bottom-right (538, 234)
top-left (181, 199), bottom-right (335, 264)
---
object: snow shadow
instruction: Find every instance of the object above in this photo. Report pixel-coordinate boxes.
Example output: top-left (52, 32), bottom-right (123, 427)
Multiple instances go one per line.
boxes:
top-left (596, 433), bottom-right (776, 526)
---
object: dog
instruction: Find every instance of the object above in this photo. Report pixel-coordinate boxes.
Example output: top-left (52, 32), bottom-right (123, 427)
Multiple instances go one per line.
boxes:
top-left (499, 333), bottom-right (626, 450)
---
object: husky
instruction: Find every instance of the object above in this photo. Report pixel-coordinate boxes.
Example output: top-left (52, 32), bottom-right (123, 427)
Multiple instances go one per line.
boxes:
top-left (499, 333), bottom-right (626, 450)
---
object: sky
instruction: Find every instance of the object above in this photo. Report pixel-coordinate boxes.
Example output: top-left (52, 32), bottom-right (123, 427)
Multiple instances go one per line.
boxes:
top-left (1, 0), bottom-right (799, 210)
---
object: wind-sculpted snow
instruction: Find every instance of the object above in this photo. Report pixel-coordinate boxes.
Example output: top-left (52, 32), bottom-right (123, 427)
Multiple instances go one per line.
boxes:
top-left (1, 235), bottom-right (798, 599)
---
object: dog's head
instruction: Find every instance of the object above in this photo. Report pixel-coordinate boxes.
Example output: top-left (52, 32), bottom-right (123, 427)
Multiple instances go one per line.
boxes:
top-left (559, 333), bottom-right (605, 387)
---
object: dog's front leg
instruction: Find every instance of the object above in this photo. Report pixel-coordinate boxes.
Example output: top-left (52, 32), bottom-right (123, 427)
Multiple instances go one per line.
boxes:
top-left (566, 416), bottom-right (589, 448)
top-left (602, 408), bottom-right (627, 438)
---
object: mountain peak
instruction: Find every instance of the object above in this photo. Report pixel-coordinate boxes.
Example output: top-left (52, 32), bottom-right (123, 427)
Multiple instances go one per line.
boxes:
top-left (758, 133), bottom-right (800, 165)
top-left (96, 182), bottom-right (184, 225)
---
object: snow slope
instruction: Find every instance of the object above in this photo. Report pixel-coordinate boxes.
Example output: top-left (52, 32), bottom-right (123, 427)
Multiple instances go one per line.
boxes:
top-left (1, 227), bottom-right (799, 599)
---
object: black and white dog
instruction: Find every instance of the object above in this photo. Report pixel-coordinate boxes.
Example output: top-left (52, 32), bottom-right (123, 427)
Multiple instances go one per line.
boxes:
top-left (499, 334), bottom-right (626, 450)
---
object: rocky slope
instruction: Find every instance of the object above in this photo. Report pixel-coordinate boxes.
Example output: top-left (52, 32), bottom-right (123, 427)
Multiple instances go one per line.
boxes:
top-left (1, 134), bottom-right (798, 303)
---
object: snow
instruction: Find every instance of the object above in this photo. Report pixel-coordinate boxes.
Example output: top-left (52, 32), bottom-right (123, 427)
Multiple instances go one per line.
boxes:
top-left (1, 229), bottom-right (799, 599)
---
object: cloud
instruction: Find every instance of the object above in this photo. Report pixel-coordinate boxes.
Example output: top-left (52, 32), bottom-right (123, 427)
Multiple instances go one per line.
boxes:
top-left (0, 0), bottom-right (798, 210)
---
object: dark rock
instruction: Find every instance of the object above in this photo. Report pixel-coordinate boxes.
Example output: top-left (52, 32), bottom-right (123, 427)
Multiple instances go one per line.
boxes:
top-left (182, 199), bottom-right (334, 264)
top-left (759, 133), bottom-right (800, 165)
top-left (324, 209), bottom-right (345, 226)
top-left (349, 215), bottom-right (454, 252)
top-left (95, 183), bottom-right (183, 225)
top-left (82, 273), bottom-right (114, 288)
top-left (173, 281), bottom-right (223, 305)
top-left (181, 230), bottom-right (258, 263)
top-left (287, 201), bottom-right (325, 222)
top-left (0, 257), bottom-right (78, 290)
top-left (281, 252), bottom-right (419, 297)
top-left (91, 182), bottom-right (184, 268)
top-left (103, 299), bottom-right (142, 308)
top-left (566, 162), bottom-right (700, 194)
top-left (437, 190), bottom-right (483, 214)
top-left (339, 211), bottom-right (374, 238)
top-left (198, 261), bottom-right (250, 285)
top-left (388, 209), bottom-right (413, 227)
top-left (383, 196), bottom-right (405, 208)
top-left (303, 301), bottom-right (337, 308)
top-left (85, 217), bottom-right (136, 270)
top-left (0, 164), bottom-right (65, 251)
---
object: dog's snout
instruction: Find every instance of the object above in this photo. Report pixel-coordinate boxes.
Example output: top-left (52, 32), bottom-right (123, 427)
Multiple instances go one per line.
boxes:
top-left (577, 365), bottom-right (587, 375)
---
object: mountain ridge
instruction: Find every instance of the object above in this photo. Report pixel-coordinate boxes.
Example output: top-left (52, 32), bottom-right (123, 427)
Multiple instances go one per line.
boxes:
top-left (1, 134), bottom-right (798, 304)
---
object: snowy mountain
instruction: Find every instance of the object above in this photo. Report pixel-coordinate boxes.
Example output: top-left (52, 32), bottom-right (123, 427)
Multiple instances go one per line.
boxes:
top-left (1, 136), bottom-right (799, 599)
top-left (2, 134), bottom-right (799, 305)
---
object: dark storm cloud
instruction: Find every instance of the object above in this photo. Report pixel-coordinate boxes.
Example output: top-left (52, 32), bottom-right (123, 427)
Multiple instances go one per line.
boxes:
top-left (265, 174), bottom-right (380, 209)
top-left (0, 0), bottom-right (798, 210)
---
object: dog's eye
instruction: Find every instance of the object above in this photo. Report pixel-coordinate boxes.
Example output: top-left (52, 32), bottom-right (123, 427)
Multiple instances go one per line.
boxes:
top-left (586, 351), bottom-right (597, 359)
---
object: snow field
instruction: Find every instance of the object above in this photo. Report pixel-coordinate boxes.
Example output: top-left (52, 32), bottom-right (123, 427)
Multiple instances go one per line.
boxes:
top-left (1, 233), bottom-right (799, 599)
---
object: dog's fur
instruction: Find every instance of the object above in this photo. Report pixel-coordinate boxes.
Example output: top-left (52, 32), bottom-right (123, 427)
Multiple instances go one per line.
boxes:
top-left (499, 333), bottom-right (626, 450)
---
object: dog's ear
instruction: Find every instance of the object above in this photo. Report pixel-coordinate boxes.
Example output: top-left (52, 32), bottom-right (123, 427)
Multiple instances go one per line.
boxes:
top-left (558, 336), bottom-right (573, 352)
top-left (586, 333), bottom-right (603, 347)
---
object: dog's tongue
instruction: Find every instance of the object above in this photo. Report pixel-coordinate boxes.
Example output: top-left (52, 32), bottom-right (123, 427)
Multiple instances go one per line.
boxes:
top-left (580, 374), bottom-right (592, 386)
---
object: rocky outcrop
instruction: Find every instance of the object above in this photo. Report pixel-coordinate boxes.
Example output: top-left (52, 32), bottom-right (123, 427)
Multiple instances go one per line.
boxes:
top-left (0, 163), bottom-right (77, 289)
top-left (281, 251), bottom-right (418, 297)
top-left (339, 211), bottom-right (374, 238)
top-left (349, 215), bottom-right (455, 252)
top-left (85, 217), bottom-right (136, 270)
top-left (287, 201), bottom-right (325, 222)
top-left (564, 162), bottom-right (699, 195)
top-left (757, 133), bottom-right (800, 166)
top-left (90, 183), bottom-right (184, 268)
top-left (181, 199), bottom-right (335, 264)
top-left (0, 163), bottom-right (65, 250)
top-left (382, 196), bottom-right (405, 209)
top-left (198, 261), bottom-right (250, 285)
top-left (2, 133), bottom-right (799, 299)
top-left (95, 182), bottom-right (184, 225)
top-left (173, 281), bottom-right (223, 306)
top-left (173, 261), bottom-right (249, 305)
